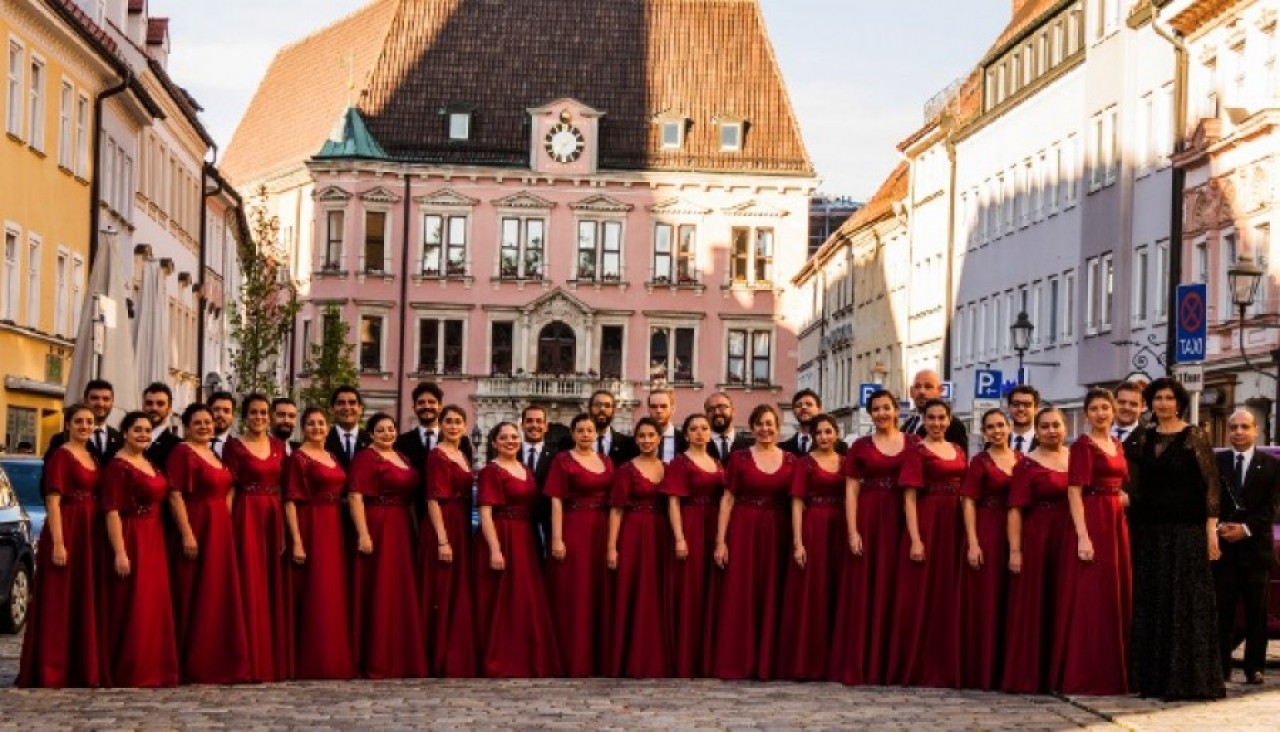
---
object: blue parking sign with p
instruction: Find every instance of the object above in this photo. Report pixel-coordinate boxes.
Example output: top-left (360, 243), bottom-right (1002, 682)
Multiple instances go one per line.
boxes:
top-left (975, 369), bottom-right (1003, 400)
top-left (858, 383), bottom-right (881, 408)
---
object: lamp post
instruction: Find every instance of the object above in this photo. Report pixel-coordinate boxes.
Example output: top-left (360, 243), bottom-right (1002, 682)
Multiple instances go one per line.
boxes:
top-left (1227, 255), bottom-right (1279, 444)
top-left (1011, 310), bottom-right (1034, 385)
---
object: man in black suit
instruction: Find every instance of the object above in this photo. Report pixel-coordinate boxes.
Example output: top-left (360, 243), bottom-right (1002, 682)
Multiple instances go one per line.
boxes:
top-left (901, 369), bottom-right (968, 450)
top-left (141, 382), bottom-right (181, 471)
top-left (1113, 381), bottom-right (1146, 454)
top-left (705, 391), bottom-right (752, 463)
top-left (1006, 385), bottom-right (1039, 454)
top-left (270, 397), bottom-right (300, 455)
top-left (568, 389), bottom-right (636, 465)
top-left (647, 388), bottom-right (686, 463)
top-left (780, 389), bottom-right (847, 456)
top-left (206, 391), bottom-right (237, 459)
top-left (46, 378), bottom-right (123, 462)
top-left (395, 381), bottom-right (474, 470)
top-left (324, 385), bottom-right (371, 469)
top-left (1214, 410), bottom-right (1280, 685)
top-left (520, 404), bottom-right (557, 556)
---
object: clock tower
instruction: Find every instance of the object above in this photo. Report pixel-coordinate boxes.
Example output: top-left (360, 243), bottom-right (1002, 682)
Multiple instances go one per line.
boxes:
top-left (527, 98), bottom-right (603, 175)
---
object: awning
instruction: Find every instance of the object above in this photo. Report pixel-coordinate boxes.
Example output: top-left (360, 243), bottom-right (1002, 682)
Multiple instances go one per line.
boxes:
top-left (4, 376), bottom-right (67, 398)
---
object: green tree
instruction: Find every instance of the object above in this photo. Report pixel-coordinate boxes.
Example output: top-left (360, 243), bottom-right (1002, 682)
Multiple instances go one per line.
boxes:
top-left (300, 304), bottom-right (359, 408)
top-left (227, 187), bottom-right (300, 396)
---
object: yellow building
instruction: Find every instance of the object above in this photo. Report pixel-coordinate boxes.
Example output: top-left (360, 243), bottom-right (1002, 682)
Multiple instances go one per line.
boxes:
top-left (0, 1), bottom-right (155, 451)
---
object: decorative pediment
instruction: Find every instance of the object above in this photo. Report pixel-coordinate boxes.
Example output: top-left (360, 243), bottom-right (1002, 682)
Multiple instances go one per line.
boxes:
top-left (648, 196), bottom-right (712, 216)
top-left (721, 199), bottom-right (789, 218)
top-left (522, 287), bottom-right (593, 319)
top-left (492, 191), bottom-right (556, 210)
top-left (569, 194), bottom-right (634, 214)
top-left (527, 98), bottom-right (605, 120)
top-left (313, 185), bottom-right (353, 203)
top-left (413, 187), bottom-right (480, 208)
top-left (358, 186), bottom-right (402, 204)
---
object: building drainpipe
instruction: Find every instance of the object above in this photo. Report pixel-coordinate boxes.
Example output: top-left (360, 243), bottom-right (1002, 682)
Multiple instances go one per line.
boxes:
top-left (395, 170), bottom-right (412, 420)
top-left (1150, 0), bottom-right (1187, 377)
top-left (88, 76), bottom-right (131, 268)
top-left (943, 124), bottom-right (958, 384)
top-left (199, 155), bottom-right (221, 401)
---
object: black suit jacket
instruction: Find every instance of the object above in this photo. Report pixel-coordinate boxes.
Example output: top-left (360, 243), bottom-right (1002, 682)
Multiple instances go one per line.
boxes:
top-left (145, 429), bottom-right (183, 473)
top-left (45, 425), bottom-right (124, 464)
top-left (1216, 449), bottom-right (1280, 568)
top-left (709, 432), bottom-right (754, 463)
top-left (325, 427), bottom-right (372, 470)
top-left (394, 428), bottom-right (475, 471)
top-left (780, 432), bottom-right (848, 457)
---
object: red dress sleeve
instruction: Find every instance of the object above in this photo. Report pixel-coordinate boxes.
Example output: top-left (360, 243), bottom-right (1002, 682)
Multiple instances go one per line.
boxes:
top-left (961, 453), bottom-right (987, 501)
top-left (841, 440), bottom-right (863, 480)
top-left (898, 443), bottom-right (925, 489)
top-left (790, 456), bottom-right (812, 499)
top-left (660, 455), bottom-right (689, 497)
top-left (99, 460), bottom-right (132, 513)
top-left (42, 448), bottom-right (71, 497)
top-left (345, 450), bottom-right (378, 497)
top-left (166, 444), bottom-right (196, 496)
top-left (476, 464), bottom-right (506, 507)
top-left (543, 452), bottom-right (570, 499)
top-left (610, 462), bottom-right (635, 508)
top-left (282, 453), bottom-right (309, 503)
top-left (1008, 458), bottom-right (1034, 508)
top-left (1067, 437), bottom-right (1093, 487)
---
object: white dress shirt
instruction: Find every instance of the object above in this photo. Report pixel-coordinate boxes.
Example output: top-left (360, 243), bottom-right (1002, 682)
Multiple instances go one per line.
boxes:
top-left (334, 425), bottom-right (360, 459)
top-left (658, 424), bottom-right (677, 464)
top-left (211, 431), bottom-right (229, 458)
top-left (1229, 447), bottom-right (1256, 536)
top-left (419, 425), bottom-right (439, 449)
top-left (1009, 428), bottom-right (1035, 453)
top-left (522, 441), bottom-right (544, 470)
top-left (1111, 422), bottom-right (1138, 443)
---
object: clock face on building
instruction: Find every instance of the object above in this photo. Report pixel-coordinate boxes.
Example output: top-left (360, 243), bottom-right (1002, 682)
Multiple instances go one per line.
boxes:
top-left (544, 122), bottom-right (585, 163)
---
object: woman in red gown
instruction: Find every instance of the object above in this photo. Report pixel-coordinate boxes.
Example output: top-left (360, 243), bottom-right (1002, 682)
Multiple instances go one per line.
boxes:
top-left (605, 417), bottom-right (671, 677)
top-left (707, 404), bottom-right (796, 681)
top-left (282, 407), bottom-right (353, 680)
top-left (99, 411), bottom-right (178, 688)
top-left (662, 413), bottom-right (724, 677)
top-left (1002, 406), bottom-right (1071, 694)
top-left (828, 389), bottom-right (912, 685)
top-left (891, 399), bottom-right (967, 688)
top-left (167, 403), bottom-right (251, 684)
top-left (544, 413), bottom-right (615, 677)
top-left (473, 422), bottom-right (562, 677)
top-left (17, 403), bottom-right (103, 688)
top-left (959, 408), bottom-right (1016, 690)
top-left (778, 414), bottom-right (846, 680)
top-left (419, 404), bottom-right (477, 677)
top-left (348, 412), bottom-right (427, 679)
top-left (223, 393), bottom-right (289, 682)
top-left (1059, 388), bottom-right (1131, 695)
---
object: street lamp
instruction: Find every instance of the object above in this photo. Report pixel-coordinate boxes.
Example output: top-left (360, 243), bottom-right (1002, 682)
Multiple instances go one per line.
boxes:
top-left (1226, 255), bottom-right (1279, 444)
top-left (1011, 310), bottom-right (1034, 385)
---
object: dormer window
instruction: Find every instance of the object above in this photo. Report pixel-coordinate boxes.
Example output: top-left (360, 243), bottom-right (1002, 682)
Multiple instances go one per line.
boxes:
top-left (661, 121), bottom-right (683, 150)
top-left (717, 119), bottom-right (744, 152)
top-left (448, 112), bottom-right (471, 141)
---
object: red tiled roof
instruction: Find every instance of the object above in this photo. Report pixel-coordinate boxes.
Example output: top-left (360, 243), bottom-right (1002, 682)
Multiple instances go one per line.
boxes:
top-left (128, 0), bottom-right (145, 13)
top-left (48, 0), bottom-right (121, 57)
top-left (146, 17), bottom-right (168, 45)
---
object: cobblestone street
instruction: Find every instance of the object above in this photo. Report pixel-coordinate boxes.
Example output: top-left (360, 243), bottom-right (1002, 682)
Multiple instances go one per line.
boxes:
top-left (1, 632), bottom-right (1279, 729)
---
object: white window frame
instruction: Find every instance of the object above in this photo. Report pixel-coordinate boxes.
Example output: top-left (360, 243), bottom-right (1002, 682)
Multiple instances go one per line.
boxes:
top-left (719, 121), bottom-right (742, 152)
top-left (976, 298), bottom-right (987, 358)
top-left (1099, 252), bottom-right (1114, 333)
top-left (1063, 133), bottom-right (1078, 206)
top-left (1153, 239), bottom-right (1170, 321)
top-left (661, 120), bottom-right (684, 150)
top-left (1046, 275), bottom-right (1060, 346)
top-left (1132, 244), bottom-right (1150, 325)
top-left (320, 208), bottom-right (345, 272)
top-left (1063, 269), bottom-right (1076, 342)
top-left (413, 313), bottom-right (467, 375)
top-left (25, 233), bottom-right (40, 329)
top-left (724, 324), bottom-right (773, 387)
top-left (648, 321), bottom-right (699, 384)
top-left (54, 245), bottom-right (68, 336)
top-left (6, 38), bottom-right (23, 139)
top-left (420, 212), bottom-right (469, 277)
top-left (2, 223), bottom-right (19, 322)
top-left (652, 221), bottom-right (698, 284)
top-left (57, 79), bottom-right (72, 169)
top-left (360, 207), bottom-right (392, 275)
top-left (498, 215), bottom-right (547, 280)
top-left (1251, 224), bottom-right (1270, 318)
top-left (70, 253), bottom-right (84, 332)
top-left (1085, 256), bottom-right (1099, 335)
top-left (74, 92), bottom-right (88, 177)
top-left (447, 112), bottom-right (470, 141)
top-left (27, 54), bottom-right (44, 152)
top-left (1221, 229), bottom-right (1238, 316)
top-left (358, 311), bottom-right (389, 373)
top-left (575, 218), bottom-right (624, 282)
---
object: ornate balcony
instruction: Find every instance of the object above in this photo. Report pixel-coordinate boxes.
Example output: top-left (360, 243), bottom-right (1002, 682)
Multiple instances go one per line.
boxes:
top-left (474, 375), bottom-right (634, 403)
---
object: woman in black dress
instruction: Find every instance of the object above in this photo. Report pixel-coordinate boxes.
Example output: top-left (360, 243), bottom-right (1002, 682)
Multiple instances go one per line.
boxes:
top-left (1128, 377), bottom-right (1224, 700)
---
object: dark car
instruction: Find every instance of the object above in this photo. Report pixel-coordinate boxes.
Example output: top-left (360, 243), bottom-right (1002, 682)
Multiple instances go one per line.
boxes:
top-left (0, 457), bottom-right (44, 539)
top-left (1214, 446), bottom-right (1280, 639)
top-left (0, 462), bottom-right (35, 633)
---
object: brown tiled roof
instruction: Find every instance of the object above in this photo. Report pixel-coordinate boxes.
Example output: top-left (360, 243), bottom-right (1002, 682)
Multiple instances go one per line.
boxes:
top-left (146, 17), bottom-right (168, 45)
top-left (225, 0), bottom-right (811, 183)
top-left (128, 0), bottom-right (145, 12)
top-left (221, 0), bottom-right (399, 184)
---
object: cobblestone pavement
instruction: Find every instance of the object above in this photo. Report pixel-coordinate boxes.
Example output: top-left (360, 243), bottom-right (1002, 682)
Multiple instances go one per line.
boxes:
top-left (2, 632), bottom-right (1279, 730)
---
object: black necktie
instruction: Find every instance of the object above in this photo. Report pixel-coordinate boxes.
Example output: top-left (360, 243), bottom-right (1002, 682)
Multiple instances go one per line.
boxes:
top-left (657, 437), bottom-right (665, 461)
top-left (597, 435), bottom-right (606, 455)
top-left (95, 429), bottom-right (105, 454)
top-left (1013, 435), bottom-right (1025, 453)
top-left (1115, 428), bottom-right (1127, 443)
top-left (905, 415), bottom-right (920, 434)
top-left (210, 436), bottom-right (221, 456)
top-left (344, 433), bottom-right (353, 461)
top-left (800, 435), bottom-right (810, 454)
top-left (1234, 453), bottom-right (1246, 507)
top-left (423, 430), bottom-right (434, 450)
top-left (720, 436), bottom-right (730, 459)
top-left (526, 446), bottom-right (537, 471)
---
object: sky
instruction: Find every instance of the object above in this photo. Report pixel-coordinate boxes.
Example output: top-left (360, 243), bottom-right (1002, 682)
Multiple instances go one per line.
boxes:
top-left (151, 0), bottom-right (1010, 200)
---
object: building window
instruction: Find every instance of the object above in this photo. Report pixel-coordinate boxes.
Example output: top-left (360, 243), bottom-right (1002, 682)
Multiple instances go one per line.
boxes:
top-left (1251, 225), bottom-right (1270, 317)
top-left (421, 213), bottom-right (466, 277)
top-left (1099, 253), bottom-right (1114, 332)
top-left (576, 220), bottom-right (622, 281)
top-left (726, 328), bottom-right (771, 386)
top-left (1063, 133), bottom-right (1078, 205)
top-left (1133, 245), bottom-right (1149, 323)
top-left (1063, 269), bottom-right (1076, 341)
top-left (6, 41), bottom-right (22, 138)
top-left (1195, 239), bottom-right (1209, 283)
top-left (54, 249), bottom-right (67, 336)
top-left (490, 321), bottom-right (513, 375)
top-left (27, 57), bottom-right (44, 151)
top-left (417, 317), bottom-right (464, 375)
top-left (363, 210), bottom-right (388, 274)
top-left (499, 217), bottom-right (545, 279)
top-left (649, 326), bottom-right (695, 383)
top-left (729, 227), bottom-right (774, 285)
top-left (1220, 231), bottom-right (1238, 316)
top-left (1153, 240), bottom-right (1169, 320)
top-left (26, 235), bottom-right (40, 329)
top-left (448, 112), bottom-right (470, 141)
top-left (2, 228), bottom-right (18, 321)
top-left (1046, 277), bottom-right (1059, 345)
top-left (322, 210), bottom-right (344, 271)
top-left (58, 81), bottom-right (72, 169)
top-left (359, 314), bottom-right (385, 372)
top-left (661, 120), bottom-right (683, 150)
top-left (70, 254), bottom-right (83, 331)
top-left (1086, 257), bottom-right (1099, 334)
top-left (719, 121), bottom-right (742, 152)
top-left (600, 324), bottom-right (624, 378)
top-left (652, 223), bottom-right (696, 284)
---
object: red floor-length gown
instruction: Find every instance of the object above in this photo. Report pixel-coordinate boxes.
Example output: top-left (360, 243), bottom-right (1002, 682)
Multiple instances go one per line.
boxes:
top-left (472, 462), bottom-right (562, 678)
top-left (889, 441), bottom-right (967, 688)
top-left (828, 435), bottom-right (915, 685)
top-left (777, 454), bottom-right (846, 680)
top-left (223, 436), bottom-right (289, 682)
top-left (660, 453), bottom-right (724, 678)
top-left (1001, 457), bottom-right (1070, 694)
top-left (958, 451), bottom-right (1013, 690)
top-left (16, 449), bottom-right (103, 688)
top-left (542, 450), bottom-right (614, 677)
top-left (282, 450), bottom-right (353, 680)
top-left (606, 461), bottom-right (672, 678)
top-left (347, 449), bottom-right (428, 679)
top-left (98, 459), bottom-right (178, 688)
top-left (419, 447), bottom-right (478, 678)
top-left (166, 443), bottom-right (251, 684)
top-left (705, 449), bottom-right (796, 681)
top-left (1058, 436), bottom-right (1131, 695)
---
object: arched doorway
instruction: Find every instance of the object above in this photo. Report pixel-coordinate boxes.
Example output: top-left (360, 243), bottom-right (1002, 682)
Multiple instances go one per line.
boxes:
top-left (537, 321), bottom-right (576, 375)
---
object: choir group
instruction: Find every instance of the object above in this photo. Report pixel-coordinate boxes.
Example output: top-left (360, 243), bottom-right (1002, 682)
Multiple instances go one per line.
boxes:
top-left (13, 373), bottom-right (1236, 701)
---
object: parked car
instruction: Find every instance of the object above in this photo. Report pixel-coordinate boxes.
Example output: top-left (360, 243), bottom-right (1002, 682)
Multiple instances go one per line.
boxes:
top-left (1214, 446), bottom-right (1280, 639)
top-left (0, 462), bottom-right (35, 633)
top-left (0, 456), bottom-right (44, 540)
